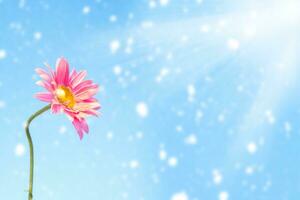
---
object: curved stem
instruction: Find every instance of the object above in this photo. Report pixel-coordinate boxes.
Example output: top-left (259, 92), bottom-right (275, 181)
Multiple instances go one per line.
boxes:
top-left (25, 104), bottom-right (51, 200)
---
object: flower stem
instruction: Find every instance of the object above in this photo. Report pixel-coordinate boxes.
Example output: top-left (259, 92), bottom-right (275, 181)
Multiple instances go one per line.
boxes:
top-left (25, 104), bottom-right (51, 200)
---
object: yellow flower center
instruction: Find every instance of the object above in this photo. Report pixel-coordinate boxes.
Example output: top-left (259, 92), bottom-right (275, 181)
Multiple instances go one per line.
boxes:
top-left (55, 86), bottom-right (75, 108)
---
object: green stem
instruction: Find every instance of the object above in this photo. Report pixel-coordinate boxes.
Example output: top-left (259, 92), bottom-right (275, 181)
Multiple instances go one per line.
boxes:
top-left (25, 104), bottom-right (51, 200)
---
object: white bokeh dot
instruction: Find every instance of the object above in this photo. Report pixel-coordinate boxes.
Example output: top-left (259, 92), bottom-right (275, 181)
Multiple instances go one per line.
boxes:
top-left (171, 192), bottom-right (188, 200)
top-left (15, 143), bottom-right (25, 157)
top-left (136, 102), bottom-right (148, 118)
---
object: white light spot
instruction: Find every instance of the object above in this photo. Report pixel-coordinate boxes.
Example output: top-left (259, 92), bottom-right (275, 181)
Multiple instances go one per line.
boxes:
top-left (110, 40), bottom-right (120, 54)
top-left (160, 0), bottom-right (170, 6)
top-left (219, 191), bottom-right (229, 200)
top-left (200, 24), bottom-right (210, 33)
top-left (15, 143), bottom-right (25, 157)
top-left (171, 192), bottom-right (188, 200)
top-left (168, 157), bottom-right (178, 167)
top-left (247, 142), bottom-right (257, 154)
top-left (227, 38), bottom-right (240, 51)
top-left (156, 67), bottom-right (169, 83)
top-left (34, 32), bottom-right (42, 41)
top-left (184, 134), bottom-right (197, 145)
top-left (136, 102), bottom-right (148, 118)
top-left (244, 26), bottom-right (256, 38)
top-left (109, 15), bottom-right (117, 22)
top-left (58, 126), bottom-right (66, 134)
top-left (0, 100), bottom-right (6, 109)
top-left (265, 110), bottom-right (275, 124)
top-left (159, 149), bottom-right (167, 160)
top-left (284, 121), bottom-right (292, 133)
top-left (237, 85), bottom-right (244, 92)
top-left (141, 21), bottom-right (154, 29)
top-left (218, 113), bottom-right (225, 123)
top-left (113, 65), bottom-right (122, 75)
top-left (196, 0), bottom-right (203, 5)
top-left (82, 6), bottom-right (91, 14)
top-left (149, 0), bottom-right (157, 8)
top-left (0, 49), bottom-right (7, 60)
top-left (187, 84), bottom-right (196, 102)
top-left (212, 169), bottom-right (223, 185)
top-left (245, 166), bottom-right (254, 175)
top-left (106, 131), bottom-right (114, 140)
top-left (129, 160), bottom-right (139, 169)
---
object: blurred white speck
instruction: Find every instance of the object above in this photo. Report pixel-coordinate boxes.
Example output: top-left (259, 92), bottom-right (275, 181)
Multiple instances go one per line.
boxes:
top-left (0, 100), bottom-right (6, 109)
top-left (113, 65), bottom-right (122, 75)
top-left (109, 15), bottom-right (117, 22)
top-left (159, 149), bottom-right (167, 160)
top-left (237, 84), bottom-right (244, 92)
top-left (227, 38), bottom-right (240, 50)
top-left (284, 121), bottom-right (292, 133)
top-left (218, 113), bottom-right (225, 122)
top-left (184, 134), bottom-right (197, 145)
top-left (129, 160), bottom-right (139, 169)
top-left (106, 131), bottom-right (114, 140)
top-left (136, 131), bottom-right (144, 139)
top-left (15, 143), bottom-right (25, 157)
top-left (247, 142), bottom-right (257, 154)
top-left (219, 191), bottom-right (229, 200)
top-left (34, 32), bottom-right (42, 41)
top-left (136, 102), bottom-right (148, 118)
top-left (187, 84), bottom-right (196, 102)
top-left (244, 26), bottom-right (257, 38)
top-left (196, 0), bottom-right (203, 5)
top-left (58, 126), bottom-right (66, 134)
top-left (265, 110), bottom-right (275, 124)
top-left (171, 192), bottom-right (188, 200)
top-left (141, 21), bottom-right (154, 29)
top-left (0, 49), bottom-right (7, 60)
top-left (245, 166), bottom-right (254, 175)
top-left (149, 0), bottom-right (157, 8)
top-left (19, 0), bottom-right (26, 8)
top-left (82, 6), bottom-right (91, 14)
top-left (156, 67), bottom-right (169, 83)
top-left (200, 24), bottom-right (210, 33)
top-left (160, 0), bottom-right (170, 6)
top-left (212, 169), bottom-right (223, 185)
top-left (168, 157), bottom-right (178, 167)
top-left (110, 40), bottom-right (120, 54)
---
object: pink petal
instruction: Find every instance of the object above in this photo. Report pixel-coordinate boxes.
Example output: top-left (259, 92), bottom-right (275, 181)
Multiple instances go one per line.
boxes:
top-left (36, 80), bottom-right (54, 92)
top-left (73, 82), bottom-right (98, 96)
top-left (75, 88), bottom-right (98, 100)
top-left (55, 57), bottom-right (70, 85)
top-left (35, 92), bottom-right (53, 102)
top-left (35, 68), bottom-right (51, 82)
top-left (51, 103), bottom-right (63, 114)
top-left (69, 70), bottom-right (87, 88)
top-left (72, 118), bottom-right (89, 140)
top-left (72, 80), bottom-right (94, 92)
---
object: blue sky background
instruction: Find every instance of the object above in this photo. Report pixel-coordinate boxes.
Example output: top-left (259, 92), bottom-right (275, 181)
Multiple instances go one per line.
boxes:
top-left (0, 0), bottom-right (300, 199)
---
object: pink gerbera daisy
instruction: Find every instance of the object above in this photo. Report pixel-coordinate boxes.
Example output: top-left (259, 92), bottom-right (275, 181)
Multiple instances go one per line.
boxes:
top-left (35, 57), bottom-right (100, 139)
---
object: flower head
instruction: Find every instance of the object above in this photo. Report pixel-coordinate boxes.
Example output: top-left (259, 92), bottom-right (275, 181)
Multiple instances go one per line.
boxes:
top-left (35, 57), bottom-right (100, 139)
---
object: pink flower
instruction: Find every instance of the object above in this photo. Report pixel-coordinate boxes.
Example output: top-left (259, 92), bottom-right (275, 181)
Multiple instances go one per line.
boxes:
top-left (35, 57), bottom-right (100, 139)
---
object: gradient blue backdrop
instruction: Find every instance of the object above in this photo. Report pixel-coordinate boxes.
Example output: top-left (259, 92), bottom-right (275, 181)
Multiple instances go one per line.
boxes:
top-left (1, 0), bottom-right (300, 199)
